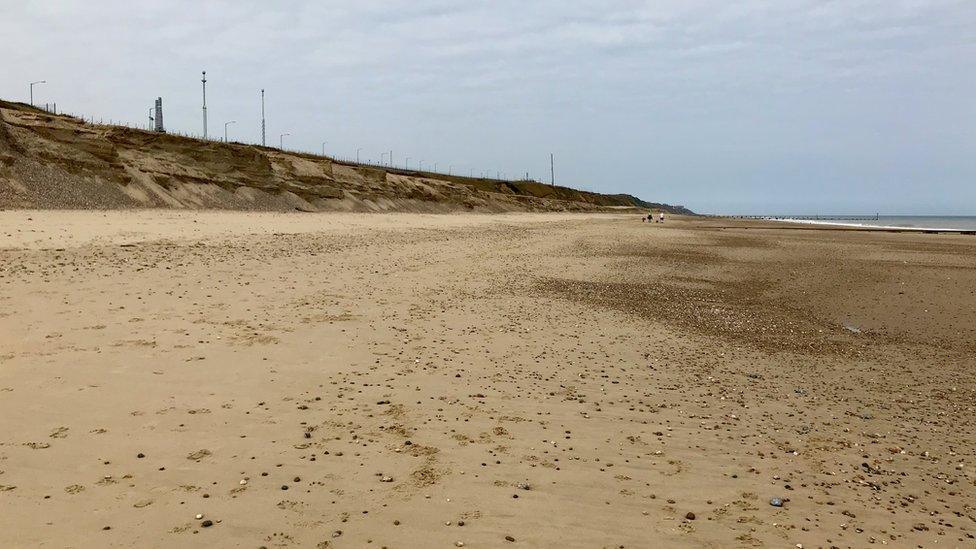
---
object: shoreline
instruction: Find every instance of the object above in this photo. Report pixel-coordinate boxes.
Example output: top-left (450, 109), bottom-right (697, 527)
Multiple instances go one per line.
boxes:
top-left (772, 217), bottom-right (973, 232)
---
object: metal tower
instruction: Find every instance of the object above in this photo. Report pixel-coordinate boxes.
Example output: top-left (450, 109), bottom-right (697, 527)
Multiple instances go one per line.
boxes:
top-left (154, 97), bottom-right (165, 132)
top-left (261, 89), bottom-right (266, 147)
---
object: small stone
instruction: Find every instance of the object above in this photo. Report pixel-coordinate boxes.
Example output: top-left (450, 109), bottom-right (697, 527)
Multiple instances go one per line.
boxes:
top-left (195, 514), bottom-right (204, 520)
top-left (770, 497), bottom-right (784, 507)
top-left (137, 453), bottom-right (145, 458)
top-left (505, 535), bottom-right (516, 542)
top-left (685, 512), bottom-right (696, 520)
top-left (201, 520), bottom-right (213, 528)
top-left (381, 476), bottom-right (394, 482)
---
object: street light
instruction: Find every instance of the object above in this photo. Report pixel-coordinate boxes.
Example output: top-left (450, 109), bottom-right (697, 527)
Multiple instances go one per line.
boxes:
top-left (356, 148), bottom-right (362, 163)
top-left (201, 71), bottom-right (207, 139)
top-left (321, 141), bottom-right (327, 156)
top-left (433, 163), bottom-right (438, 172)
top-left (280, 133), bottom-right (290, 149)
top-left (29, 80), bottom-right (46, 106)
top-left (224, 120), bottom-right (237, 143)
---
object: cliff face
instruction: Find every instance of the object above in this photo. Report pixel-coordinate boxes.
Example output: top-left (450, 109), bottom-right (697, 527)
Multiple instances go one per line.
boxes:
top-left (0, 100), bottom-right (691, 214)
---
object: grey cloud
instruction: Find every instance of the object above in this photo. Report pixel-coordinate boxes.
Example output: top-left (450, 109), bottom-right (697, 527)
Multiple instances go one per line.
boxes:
top-left (3, 0), bottom-right (974, 213)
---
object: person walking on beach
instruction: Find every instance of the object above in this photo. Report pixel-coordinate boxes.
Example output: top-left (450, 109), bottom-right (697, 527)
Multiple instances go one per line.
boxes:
top-left (659, 212), bottom-right (665, 223)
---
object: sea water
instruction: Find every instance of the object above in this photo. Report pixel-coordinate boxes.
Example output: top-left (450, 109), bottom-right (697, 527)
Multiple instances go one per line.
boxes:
top-left (775, 216), bottom-right (976, 232)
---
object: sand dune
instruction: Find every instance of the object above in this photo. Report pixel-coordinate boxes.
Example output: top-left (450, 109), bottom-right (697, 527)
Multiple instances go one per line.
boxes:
top-left (0, 100), bottom-right (688, 215)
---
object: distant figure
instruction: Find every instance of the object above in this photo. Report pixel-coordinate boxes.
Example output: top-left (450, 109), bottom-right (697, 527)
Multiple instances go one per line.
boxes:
top-left (659, 212), bottom-right (665, 223)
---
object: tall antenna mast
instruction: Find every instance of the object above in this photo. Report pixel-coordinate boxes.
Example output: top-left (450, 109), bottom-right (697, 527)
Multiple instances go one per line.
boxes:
top-left (201, 71), bottom-right (208, 139)
top-left (261, 89), bottom-right (266, 147)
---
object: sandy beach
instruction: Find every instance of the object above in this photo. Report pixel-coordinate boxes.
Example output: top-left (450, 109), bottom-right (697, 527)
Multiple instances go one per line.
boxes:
top-left (1, 210), bottom-right (974, 548)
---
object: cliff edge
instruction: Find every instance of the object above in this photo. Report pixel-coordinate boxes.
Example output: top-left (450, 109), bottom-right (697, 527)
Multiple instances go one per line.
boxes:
top-left (0, 100), bottom-right (691, 214)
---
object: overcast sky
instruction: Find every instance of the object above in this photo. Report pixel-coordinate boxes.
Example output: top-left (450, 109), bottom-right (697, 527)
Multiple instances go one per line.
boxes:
top-left (4, 0), bottom-right (974, 214)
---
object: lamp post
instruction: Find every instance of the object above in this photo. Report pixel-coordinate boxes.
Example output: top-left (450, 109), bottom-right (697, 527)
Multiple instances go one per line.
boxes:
top-left (433, 163), bottom-right (438, 172)
top-left (321, 142), bottom-right (327, 156)
top-left (201, 71), bottom-right (207, 139)
top-left (356, 148), bottom-right (362, 163)
top-left (550, 152), bottom-right (554, 186)
top-left (29, 80), bottom-right (46, 106)
top-left (224, 120), bottom-right (236, 143)
top-left (280, 133), bottom-right (290, 149)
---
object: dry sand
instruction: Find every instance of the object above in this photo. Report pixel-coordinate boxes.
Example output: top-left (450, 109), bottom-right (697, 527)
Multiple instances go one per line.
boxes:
top-left (0, 211), bottom-right (973, 548)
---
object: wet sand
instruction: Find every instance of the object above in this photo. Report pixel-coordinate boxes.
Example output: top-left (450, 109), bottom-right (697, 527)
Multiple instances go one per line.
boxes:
top-left (0, 211), bottom-right (974, 548)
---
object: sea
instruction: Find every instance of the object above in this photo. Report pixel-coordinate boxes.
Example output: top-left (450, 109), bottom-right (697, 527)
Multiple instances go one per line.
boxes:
top-left (772, 216), bottom-right (976, 232)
